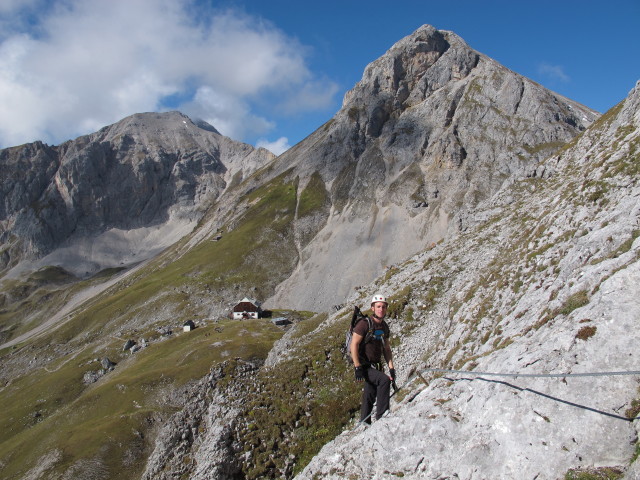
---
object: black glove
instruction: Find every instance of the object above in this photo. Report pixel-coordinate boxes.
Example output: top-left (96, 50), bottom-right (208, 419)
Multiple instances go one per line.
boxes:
top-left (355, 366), bottom-right (365, 381)
top-left (389, 368), bottom-right (398, 392)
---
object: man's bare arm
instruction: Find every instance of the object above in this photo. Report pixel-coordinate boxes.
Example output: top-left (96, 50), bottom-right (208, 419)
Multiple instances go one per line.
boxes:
top-left (384, 339), bottom-right (394, 370)
top-left (350, 332), bottom-right (364, 367)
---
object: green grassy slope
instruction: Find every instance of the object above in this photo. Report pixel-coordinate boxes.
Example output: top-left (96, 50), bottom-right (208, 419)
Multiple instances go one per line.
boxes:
top-left (0, 168), bottom-right (315, 478)
top-left (0, 320), bottom-right (283, 479)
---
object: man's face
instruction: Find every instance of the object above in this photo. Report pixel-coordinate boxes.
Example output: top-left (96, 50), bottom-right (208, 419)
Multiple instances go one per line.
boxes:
top-left (372, 302), bottom-right (387, 318)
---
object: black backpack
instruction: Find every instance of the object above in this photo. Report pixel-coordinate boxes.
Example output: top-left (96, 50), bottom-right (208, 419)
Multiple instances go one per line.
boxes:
top-left (344, 306), bottom-right (374, 363)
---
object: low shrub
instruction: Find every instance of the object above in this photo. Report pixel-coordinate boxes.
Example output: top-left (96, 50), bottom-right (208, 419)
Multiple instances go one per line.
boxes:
top-left (558, 290), bottom-right (590, 316)
top-left (576, 326), bottom-right (597, 341)
top-left (564, 466), bottom-right (623, 480)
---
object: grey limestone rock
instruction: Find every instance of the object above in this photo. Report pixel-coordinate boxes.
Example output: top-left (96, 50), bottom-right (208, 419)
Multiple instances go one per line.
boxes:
top-left (100, 357), bottom-right (116, 370)
top-left (262, 24), bottom-right (598, 312)
top-left (141, 360), bottom-right (262, 480)
top-left (294, 74), bottom-right (640, 480)
top-left (0, 111), bottom-right (274, 277)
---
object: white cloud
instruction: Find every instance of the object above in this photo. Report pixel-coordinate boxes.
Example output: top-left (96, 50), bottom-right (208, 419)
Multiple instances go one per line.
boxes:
top-left (537, 62), bottom-right (570, 83)
top-left (256, 137), bottom-right (291, 156)
top-left (182, 86), bottom-right (274, 141)
top-left (0, 0), bottom-right (338, 148)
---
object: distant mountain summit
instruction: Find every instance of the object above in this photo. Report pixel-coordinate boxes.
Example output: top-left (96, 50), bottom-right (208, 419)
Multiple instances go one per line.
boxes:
top-left (0, 111), bottom-right (274, 277)
top-left (260, 24), bottom-right (598, 310)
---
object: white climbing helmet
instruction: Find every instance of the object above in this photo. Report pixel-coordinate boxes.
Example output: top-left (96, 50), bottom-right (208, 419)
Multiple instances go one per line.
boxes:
top-left (371, 294), bottom-right (388, 306)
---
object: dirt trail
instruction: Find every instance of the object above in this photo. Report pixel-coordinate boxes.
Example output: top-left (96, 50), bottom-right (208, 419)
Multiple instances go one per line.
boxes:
top-left (1, 262), bottom-right (147, 350)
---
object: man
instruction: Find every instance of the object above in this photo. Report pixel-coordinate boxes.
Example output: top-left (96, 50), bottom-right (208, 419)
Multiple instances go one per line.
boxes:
top-left (350, 294), bottom-right (396, 423)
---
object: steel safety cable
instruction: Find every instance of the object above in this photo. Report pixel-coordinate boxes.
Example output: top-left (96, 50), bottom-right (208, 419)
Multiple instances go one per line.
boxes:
top-left (420, 368), bottom-right (640, 378)
top-left (356, 368), bottom-right (640, 427)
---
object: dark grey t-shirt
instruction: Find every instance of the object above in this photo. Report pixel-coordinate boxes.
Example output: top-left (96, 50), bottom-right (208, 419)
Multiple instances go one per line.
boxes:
top-left (353, 317), bottom-right (389, 364)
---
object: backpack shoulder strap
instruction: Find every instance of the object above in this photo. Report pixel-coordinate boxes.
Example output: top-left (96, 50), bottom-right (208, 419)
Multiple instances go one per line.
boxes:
top-left (361, 316), bottom-right (375, 343)
top-left (352, 315), bottom-right (371, 330)
top-left (350, 306), bottom-right (362, 330)
top-left (351, 315), bottom-right (373, 338)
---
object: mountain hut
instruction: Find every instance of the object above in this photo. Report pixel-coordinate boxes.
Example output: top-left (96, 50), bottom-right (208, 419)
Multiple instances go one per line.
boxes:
top-left (183, 320), bottom-right (196, 332)
top-left (232, 298), bottom-right (262, 319)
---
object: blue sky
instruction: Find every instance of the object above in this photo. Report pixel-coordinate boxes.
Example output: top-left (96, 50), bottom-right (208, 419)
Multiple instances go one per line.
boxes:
top-left (0, 0), bottom-right (638, 153)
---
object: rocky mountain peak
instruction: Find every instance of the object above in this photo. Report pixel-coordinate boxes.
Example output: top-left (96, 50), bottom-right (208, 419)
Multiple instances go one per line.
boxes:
top-left (90, 111), bottom-right (219, 149)
top-left (343, 25), bottom-right (471, 113)
top-left (0, 111), bottom-right (274, 277)
top-left (263, 24), bottom-right (599, 312)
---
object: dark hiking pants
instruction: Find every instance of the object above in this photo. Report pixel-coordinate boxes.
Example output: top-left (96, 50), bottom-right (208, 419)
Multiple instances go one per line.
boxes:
top-left (360, 367), bottom-right (390, 423)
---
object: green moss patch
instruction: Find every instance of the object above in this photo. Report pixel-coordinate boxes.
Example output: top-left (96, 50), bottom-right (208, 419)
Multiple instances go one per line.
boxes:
top-left (558, 290), bottom-right (590, 316)
top-left (565, 466), bottom-right (624, 480)
top-left (236, 315), bottom-right (363, 479)
top-left (297, 171), bottom-right (330, 219)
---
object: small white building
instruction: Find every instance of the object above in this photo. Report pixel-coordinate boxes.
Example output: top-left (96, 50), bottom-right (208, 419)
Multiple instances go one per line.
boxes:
top-left (183, 320), bottom-right (196, 332)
